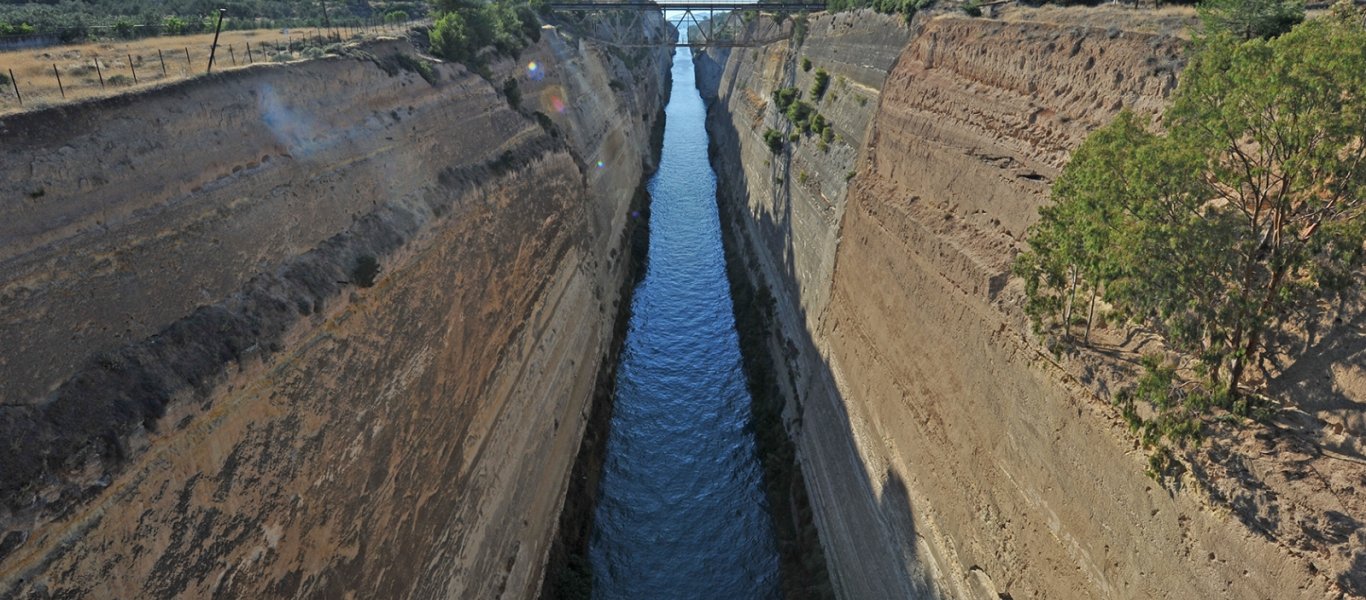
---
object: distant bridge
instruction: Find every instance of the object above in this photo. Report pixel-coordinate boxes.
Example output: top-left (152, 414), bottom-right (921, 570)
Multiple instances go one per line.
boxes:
top-left (545, 1), bottom-right (825, 47)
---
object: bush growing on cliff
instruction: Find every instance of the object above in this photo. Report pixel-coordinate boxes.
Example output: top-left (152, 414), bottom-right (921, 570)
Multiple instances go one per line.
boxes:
top-left (785, 100), bottom-right (815, 132)
top-left (1016, 11), bottom-right (1366, 403)
top-left (764, 128), bottom-right (786, 153)
top-left (810, 68), bottom-right (830, 101)
top-left (801, 56), bottom-right (812, 72)
top-left (827, 0), bottom-right (932, 22)
top-left (429, 0), bottom-right (537, 65)
top-left (772, 87), bottom-right (799, 111)
top-left (395, 53), bottom-right (438, 84)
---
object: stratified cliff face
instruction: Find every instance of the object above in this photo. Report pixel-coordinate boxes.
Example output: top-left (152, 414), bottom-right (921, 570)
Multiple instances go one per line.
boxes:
top-left (701, 10), bottom-right (1361, 599)
top-left (0, 21), bottom-right (672, 598)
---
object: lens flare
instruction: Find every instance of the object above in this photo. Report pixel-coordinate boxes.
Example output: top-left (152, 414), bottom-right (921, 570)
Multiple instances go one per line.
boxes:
top-left (595, 160), bottom-right (606, 170)
top-left (526, 61), bottom-right (544, 81)
top-left (551, 96), bottom-right (566, 114)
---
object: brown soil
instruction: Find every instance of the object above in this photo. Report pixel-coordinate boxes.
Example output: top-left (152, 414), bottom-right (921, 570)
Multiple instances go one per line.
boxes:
top-left (0, 24), bottom-right (411, 115)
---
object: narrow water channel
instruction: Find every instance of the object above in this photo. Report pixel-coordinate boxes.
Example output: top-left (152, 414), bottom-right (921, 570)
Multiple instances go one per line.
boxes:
top-left (587, 47), bottom-right (783, 599)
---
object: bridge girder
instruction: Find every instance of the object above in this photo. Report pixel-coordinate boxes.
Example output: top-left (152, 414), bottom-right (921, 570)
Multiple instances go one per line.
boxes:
top-left (545, 1), bottom-right (817, 47)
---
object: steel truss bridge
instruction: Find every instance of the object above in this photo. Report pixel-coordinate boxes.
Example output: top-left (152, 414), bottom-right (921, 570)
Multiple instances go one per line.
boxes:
top-left (544, 1), bottom-right (826, 48)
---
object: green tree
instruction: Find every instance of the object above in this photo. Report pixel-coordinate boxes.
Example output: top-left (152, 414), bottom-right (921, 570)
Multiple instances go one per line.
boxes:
top-left (163, 15), bottom-right (186, 35)
top-left (113, 17), bottom-right (137, 38)
top-left (428, 0), bottom-right (536, 64)
top-left (810, 67), bottom-right (830, 101)
top-left (1198, 0), bottom-right (1304, 40)
top-left (1016, 12), bottom-right (1366, 398)
top-left (429, 11), bottom-right (472, 62)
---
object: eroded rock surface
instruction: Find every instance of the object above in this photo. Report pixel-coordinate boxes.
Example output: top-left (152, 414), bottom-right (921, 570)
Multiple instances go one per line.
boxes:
top-left (700, 9), bottom-right (1363, 599)
top-left (0, 23), bottom-right (672, 598)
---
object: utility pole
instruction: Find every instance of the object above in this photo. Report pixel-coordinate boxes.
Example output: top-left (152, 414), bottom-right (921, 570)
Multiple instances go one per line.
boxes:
top-left (320, 1), bottom-right (332, 40)
top-left (207, 8), bottom-right (227, 73)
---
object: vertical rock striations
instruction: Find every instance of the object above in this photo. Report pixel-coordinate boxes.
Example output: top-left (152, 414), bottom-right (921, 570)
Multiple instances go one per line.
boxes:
top-left (0, 20), bottom-right (673, 598)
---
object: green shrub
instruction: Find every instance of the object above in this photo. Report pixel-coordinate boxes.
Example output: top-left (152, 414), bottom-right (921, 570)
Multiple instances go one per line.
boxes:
top-left (430, 12), bottom-right (474, 63)
top-left (810, 68), bottom-right (830, 100)
top-left (162, 15), bottom-right (186, 35)
top-left (0, 22), bottom-right (35, 35)
top-left (763, 128), bottom-right (785, 154)
top-left (772, 87), bottom-right (798, 111)
top-left (430, 0), bottom-right (537, 67)
top-left (107, 74), bottom-right (132, 85)
top-left (113, 18), bottom-right (136, 38)
top-left (801, 57), bottom-right (812, 72)
top-left (962, 0), bottom-right (982, 17)
top-left (785, 100), bottom-right (814, 132)
top-left (395, 53), bottom-right (437, 84)
top-left (385, 10), bottom-right (410, 24)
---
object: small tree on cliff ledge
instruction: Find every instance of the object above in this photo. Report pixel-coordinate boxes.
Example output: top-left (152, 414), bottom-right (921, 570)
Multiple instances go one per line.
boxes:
top-left (1015, 6), bottom-right (1366, 401)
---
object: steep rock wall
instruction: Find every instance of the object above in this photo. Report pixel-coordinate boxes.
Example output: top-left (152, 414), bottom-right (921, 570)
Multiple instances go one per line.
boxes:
top-left (0, 21), bottom-right (672, 598)
top-left (701, 10), bottom-right (1360, 599)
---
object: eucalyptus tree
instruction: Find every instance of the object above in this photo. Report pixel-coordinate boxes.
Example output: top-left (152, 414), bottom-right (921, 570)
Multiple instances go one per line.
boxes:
top-left (1016, 5), bottom-right (1366, 400)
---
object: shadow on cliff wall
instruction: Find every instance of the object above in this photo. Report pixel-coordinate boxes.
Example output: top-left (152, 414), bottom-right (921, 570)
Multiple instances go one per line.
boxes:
top-left (696, 47), bottom-right (944, 600)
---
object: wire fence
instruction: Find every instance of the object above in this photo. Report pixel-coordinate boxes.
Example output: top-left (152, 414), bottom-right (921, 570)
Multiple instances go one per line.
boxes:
top-left (0, 19), bottom-right (422, 114)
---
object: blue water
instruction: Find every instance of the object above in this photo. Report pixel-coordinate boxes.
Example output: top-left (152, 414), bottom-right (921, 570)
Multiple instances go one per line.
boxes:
top-left (587, 48), bottom-right (783, 600)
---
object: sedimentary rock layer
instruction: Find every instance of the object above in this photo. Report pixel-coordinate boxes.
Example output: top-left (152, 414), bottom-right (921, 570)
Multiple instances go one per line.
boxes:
top-left (701, 10), bottom-right (1363, 599)
top-left (0, 23), bottom-right (672, 598)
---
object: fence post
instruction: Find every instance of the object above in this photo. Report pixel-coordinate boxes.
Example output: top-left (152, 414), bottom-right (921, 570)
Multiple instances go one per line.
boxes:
top-left (9, 69), bottom-right (20, 106)
top-left (229, 44), bottom-right (236, 65)
top-left (184, 47), bottom-right (192, 70)
top-left (158, 48), bottom-right (167, 76)
top-left (53, 63), bottom-right (65, 99)
top-left (246, 41), bottom-right (253, 64)
top-left (127, 53), bottom-right (138, 83)
top-left (94, 58), bottom-right (105, 87)
top-left (207, 8), bottom-right (226, 74)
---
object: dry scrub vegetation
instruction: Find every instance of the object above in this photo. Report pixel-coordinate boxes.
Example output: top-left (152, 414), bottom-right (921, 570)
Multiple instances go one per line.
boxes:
top-left (997, 4), bottom-right (1199, 36)
top-left (0, 23), bottom-right (409, 116)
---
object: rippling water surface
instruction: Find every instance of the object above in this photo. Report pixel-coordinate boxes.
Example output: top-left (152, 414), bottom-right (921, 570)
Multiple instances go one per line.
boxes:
top-left (587, 48), bottom-right (782, 600)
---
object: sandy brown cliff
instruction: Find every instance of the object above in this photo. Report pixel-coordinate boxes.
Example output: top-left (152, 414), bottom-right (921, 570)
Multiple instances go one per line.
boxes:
top-left (700, 8), bottom-right (1364, 599)
top-left (0, 21), bottom-right (672, 598)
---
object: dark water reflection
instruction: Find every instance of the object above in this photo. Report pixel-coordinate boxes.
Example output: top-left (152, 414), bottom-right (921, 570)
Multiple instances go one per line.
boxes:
top-left (587, 47), bottom-right (782, 600)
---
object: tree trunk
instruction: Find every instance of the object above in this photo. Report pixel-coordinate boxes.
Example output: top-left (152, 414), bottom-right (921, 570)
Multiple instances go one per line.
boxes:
top-left (1229, 262), bottom-right (1290, 395)
top-left (1063, 265), bottom-right (1078, 336)
top-left (1084, 286), bottom-right (1098, 344)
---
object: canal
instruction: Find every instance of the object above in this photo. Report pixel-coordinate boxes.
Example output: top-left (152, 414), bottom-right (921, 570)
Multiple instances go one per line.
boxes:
top-left (586, 46), bottom-right (783, 599)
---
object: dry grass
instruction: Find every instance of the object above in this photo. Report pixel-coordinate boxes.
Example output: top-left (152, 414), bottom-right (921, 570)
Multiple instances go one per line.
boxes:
top-left (0, 23), bottom-right (410, 116)
top-left (994, 4), bottom-right (1199, 37)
